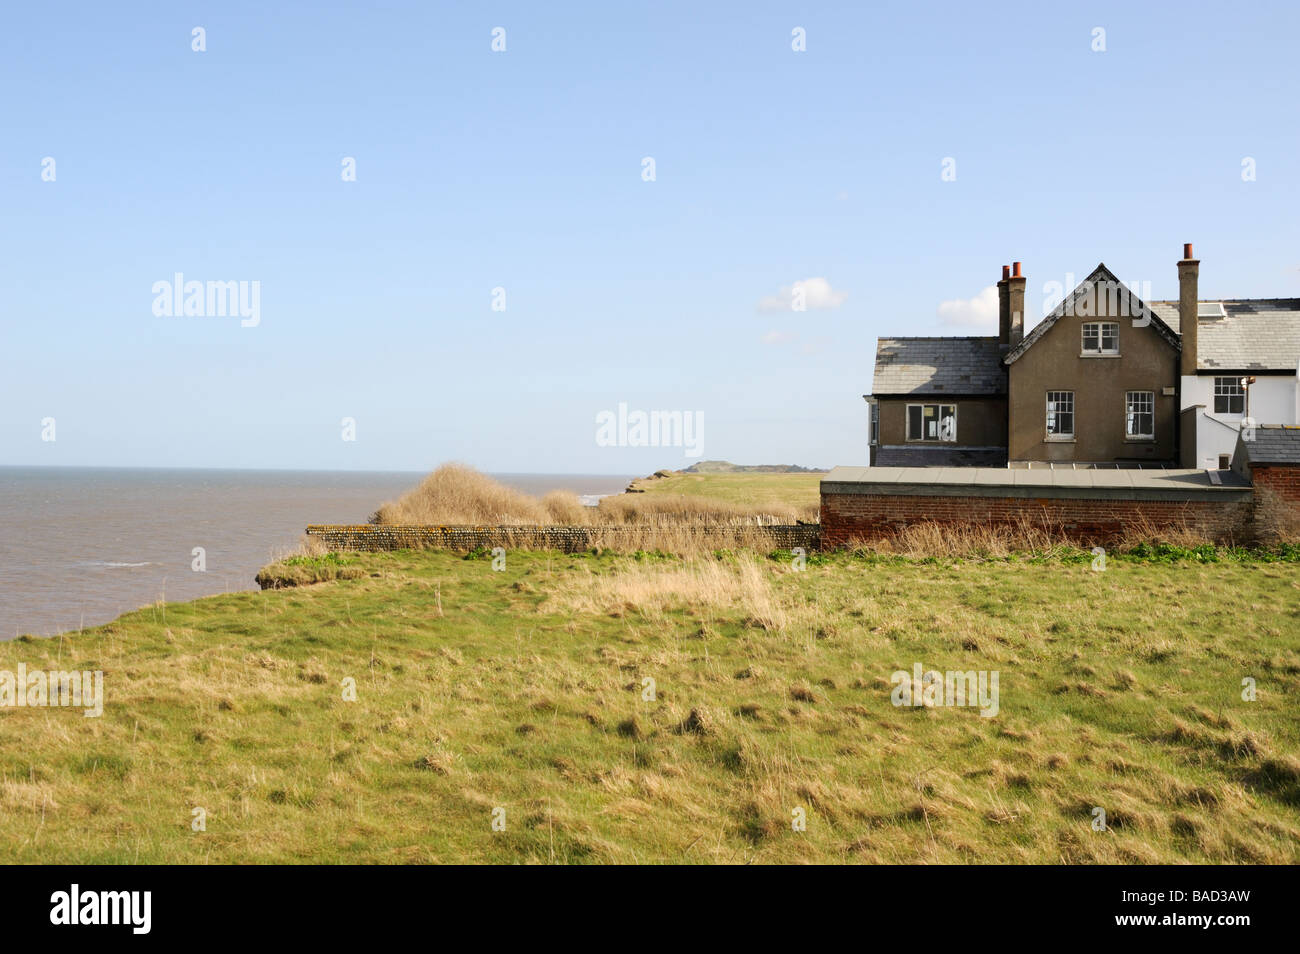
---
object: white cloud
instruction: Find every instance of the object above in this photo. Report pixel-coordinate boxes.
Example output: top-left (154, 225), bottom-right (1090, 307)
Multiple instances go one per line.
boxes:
top-left (937, 285), bottom-right (999, 329)
top-left (757, 277), bottom-right (848, 312)
top-left (761, 330), bottom-right (794, 344)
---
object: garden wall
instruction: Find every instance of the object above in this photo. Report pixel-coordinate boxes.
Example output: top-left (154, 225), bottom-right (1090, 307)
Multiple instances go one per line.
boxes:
top-left (305, 524), bottom-right (821, 553)
top-left (820, 466), bottom-right (1255, 547)
top-left (1251, 464), bottom-right (1300, 503)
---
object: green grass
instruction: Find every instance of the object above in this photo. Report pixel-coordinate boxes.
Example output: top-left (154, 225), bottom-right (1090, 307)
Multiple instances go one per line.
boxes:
top-left (629, 471), bottom-right (822, 516)
top-left (1, 548), bottom-right (1297, 863)
top-left (254, 552), bottom-right (365, 588)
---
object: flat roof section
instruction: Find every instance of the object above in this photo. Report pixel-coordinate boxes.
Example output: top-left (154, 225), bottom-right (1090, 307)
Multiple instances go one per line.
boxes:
top-left (822, 466), bottom-right (1251, 503)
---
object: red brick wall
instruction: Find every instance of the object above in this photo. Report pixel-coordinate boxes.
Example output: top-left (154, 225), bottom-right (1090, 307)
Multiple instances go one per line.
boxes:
top-left (821, 492), bottom-right (1251, 547)
top-left (1252, 465), bottom-right (1300, 503)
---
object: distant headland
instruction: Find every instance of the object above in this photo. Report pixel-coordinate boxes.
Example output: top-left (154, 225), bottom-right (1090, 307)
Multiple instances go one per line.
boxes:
top-left (678, 460), bottom-right (826, 474)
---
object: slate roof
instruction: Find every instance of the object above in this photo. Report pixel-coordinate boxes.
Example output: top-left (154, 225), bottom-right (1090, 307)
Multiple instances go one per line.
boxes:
top-left (1148, 299), bottom-right (1300, 371)
top-left (1235, 425), bottom-right (1300, 465)
top-left (1005, 263), bottom-right (1180, 364)
top-left (871, 336), bottom-right (1006, 396)
top-left (871, 265), bottom-right (1298, 395)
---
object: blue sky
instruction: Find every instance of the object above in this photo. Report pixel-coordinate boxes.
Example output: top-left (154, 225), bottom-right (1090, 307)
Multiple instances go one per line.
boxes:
top-left (2, 0), bottom-right (1297, 473)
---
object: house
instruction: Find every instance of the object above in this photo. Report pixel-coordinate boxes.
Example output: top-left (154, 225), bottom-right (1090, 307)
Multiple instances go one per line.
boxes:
top-left (1145, 253), bottom-right (1300, 470)
top-left (1003, 261), bottom-right (1182, 466)
top-left (865, 245), bottom-right (1300, 468)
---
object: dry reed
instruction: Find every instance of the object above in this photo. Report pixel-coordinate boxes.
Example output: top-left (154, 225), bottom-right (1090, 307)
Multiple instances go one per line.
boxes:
top-left (543, 554), bottom-right (788, 631)
top-left (372, 463), bottom-right (815, 531)
top-left (844, 513), bottom-right (1231, 559)
top-left (1252, 487), bottom-right (1300, 544)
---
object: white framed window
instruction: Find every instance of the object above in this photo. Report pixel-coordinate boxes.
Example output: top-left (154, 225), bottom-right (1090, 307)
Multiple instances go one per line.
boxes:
top-left (1082, 322), bottom-right (1119, 354)
top-left (906, 403), bottom-right (956, 442)
top-left (1125, 390), bottom-right (1154, 439)
top-left (869, 402), bottom-right (879, 445)
top-left (1213, 377), bottom-right (1244, 415)
top-left (1046, 391), bottom-right (1074, 439)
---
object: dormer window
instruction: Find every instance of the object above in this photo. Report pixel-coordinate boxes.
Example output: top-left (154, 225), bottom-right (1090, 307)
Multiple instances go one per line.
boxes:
top-left (1082, 322), bottom-right (1119, 355)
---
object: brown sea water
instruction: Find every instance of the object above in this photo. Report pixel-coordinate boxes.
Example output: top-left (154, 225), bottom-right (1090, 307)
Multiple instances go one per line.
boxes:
top-left (0, 467), bottom-right (634, 639)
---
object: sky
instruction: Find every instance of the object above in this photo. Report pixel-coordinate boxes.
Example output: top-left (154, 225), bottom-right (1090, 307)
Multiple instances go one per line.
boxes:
top-left (2, 1), bottom-right (1297, 474)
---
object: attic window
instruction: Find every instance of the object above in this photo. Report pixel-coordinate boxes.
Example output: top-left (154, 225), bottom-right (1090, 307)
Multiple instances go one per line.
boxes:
top-left (1198, 303), bottom-right (1227, 319)
top-left (1082, 322), bottom-right (1119, 354)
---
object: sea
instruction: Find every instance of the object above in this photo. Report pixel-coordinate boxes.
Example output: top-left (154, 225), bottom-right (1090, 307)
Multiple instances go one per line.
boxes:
top-left (0, 467), bottom-right (635, 639)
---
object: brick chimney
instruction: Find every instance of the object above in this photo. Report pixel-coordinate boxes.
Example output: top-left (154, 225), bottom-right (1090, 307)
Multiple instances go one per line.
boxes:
top-left (1007, 261), bottom-right (1026, 348)
top-left (1178, 243), bottom-right (1199, 375)
top-left (997, 265), bottom-right (1011, 349)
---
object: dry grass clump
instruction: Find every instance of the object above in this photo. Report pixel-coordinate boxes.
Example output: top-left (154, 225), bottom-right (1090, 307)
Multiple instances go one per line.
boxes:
top-left (848, 513), bottom-right (1231, 558)
top-left (891, 518), bottom-right (1064, 558)
top-left (544, 554), bottom-right (788, 631)
top-left (373, 464), bottom-right (553, 525)
top-left (372, 463), bottom-right (814, 532)
top-left (1113, 512), bottom-right (1224, 549)
top-left (849, 517), bottom-right (1076, 558)
top-left (541, 490), bottom-right (589, 525)
top-left (1252, 487), bottom-right (1300, 544)
top-left (584, 524), bottom-right (794, 555)
top-left (596, 493), bottom-right (809, 526)
top-left (266, 534), bottom-right (329, 564)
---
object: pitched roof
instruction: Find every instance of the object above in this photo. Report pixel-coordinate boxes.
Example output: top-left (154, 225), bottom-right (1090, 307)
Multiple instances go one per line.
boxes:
top-left (871, 336), bottom-right (1006, 396)
top-left (1235, 425), bottom-right (1300, 465)
top-left (1004, 263), bottom-right (1180, 364)
top-left (1148, 299), bottom-right (1300, 371)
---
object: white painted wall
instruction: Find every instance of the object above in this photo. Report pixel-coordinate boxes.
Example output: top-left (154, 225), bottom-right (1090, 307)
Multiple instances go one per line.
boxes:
top-left (1181, 371), bottom-right (1300, 468)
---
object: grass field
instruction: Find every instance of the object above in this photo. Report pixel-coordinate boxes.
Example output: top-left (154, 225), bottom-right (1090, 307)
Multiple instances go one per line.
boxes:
top-left (2, 546), bottom-right (1297, 863)
top-left (628, 471), bottom-right (822, 518)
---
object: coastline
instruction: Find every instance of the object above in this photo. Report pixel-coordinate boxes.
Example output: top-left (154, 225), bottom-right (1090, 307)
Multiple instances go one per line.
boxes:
top-left (0, 468), bottom-right (635, 639)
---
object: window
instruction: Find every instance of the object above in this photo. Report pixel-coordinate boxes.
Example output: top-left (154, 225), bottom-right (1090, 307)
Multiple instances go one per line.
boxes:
top-left (1046, 391), bottom-right (1074, 438)
top-left (906, 403), bottom-right (956, 442)
top-left (1218, 454), bottom-right (1231, 470)
top-left (1125, 391), bottom-right (1154, 439)
top-left (869, 403), bottom-right (879, 445)
top-left (1214, 377), bottom-right (1244, 415)
top-left (1082, 322), bottom-right (1119, 354)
